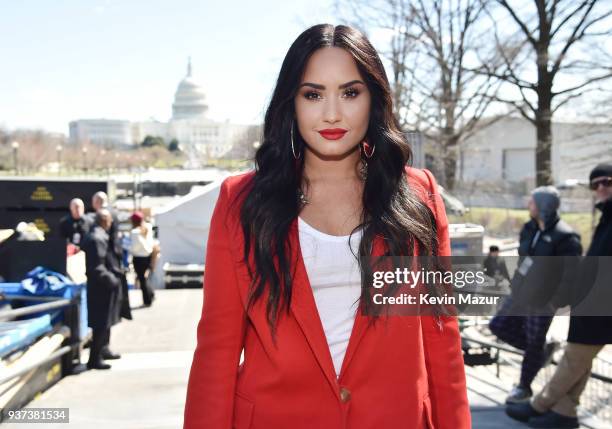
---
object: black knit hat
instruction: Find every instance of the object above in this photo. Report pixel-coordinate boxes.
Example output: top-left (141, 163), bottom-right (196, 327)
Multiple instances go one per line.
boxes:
top-left (589, 163), bottom-right (612, 182)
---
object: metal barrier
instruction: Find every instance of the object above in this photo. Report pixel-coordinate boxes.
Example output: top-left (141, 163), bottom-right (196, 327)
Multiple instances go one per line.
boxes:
top-left (0, 298), bottom-right (73, 320)
top-left (0, 294), bottom-right (88, 378)
top-left (462, 326), bottom-right (612, 424)
top-left (0, 328), bottom-right (72, 385)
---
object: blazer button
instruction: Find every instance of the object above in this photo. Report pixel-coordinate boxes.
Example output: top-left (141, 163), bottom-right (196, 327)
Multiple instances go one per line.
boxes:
top-left (339, 387), bottom-right (351, 403)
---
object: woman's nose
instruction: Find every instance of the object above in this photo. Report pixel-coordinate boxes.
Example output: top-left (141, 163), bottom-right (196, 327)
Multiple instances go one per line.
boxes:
top-left (323, 97), bottom-right (341, 123)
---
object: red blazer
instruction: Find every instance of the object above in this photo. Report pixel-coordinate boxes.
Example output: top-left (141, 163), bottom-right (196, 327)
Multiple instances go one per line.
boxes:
top-left (184, 167), bottom-right (470, 429)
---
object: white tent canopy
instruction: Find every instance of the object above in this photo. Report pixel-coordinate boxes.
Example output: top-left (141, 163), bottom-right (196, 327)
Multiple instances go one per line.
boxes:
top-left (151, 176), bottom-right (229, 288)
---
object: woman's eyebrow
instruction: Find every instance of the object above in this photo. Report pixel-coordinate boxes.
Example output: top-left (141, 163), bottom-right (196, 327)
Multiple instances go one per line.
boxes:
top-left (298, 80), bottom-right (365, 90)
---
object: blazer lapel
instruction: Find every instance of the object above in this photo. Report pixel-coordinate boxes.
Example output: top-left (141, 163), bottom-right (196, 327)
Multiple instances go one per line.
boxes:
top-left (288, 218), bottom-right (389, 388)
top-left (337, 233), bottom-right (387, 379)
top-left (288, 218), bottom-right (339, 393)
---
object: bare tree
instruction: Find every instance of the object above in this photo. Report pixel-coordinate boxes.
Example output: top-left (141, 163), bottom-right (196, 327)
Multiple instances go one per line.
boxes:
top-left (335, 0), bottom-right (504, 190)
top-left (477, 0), bottom-right (612, 186)
top-left (0, 129), bottom-right (66, 173)
top-left (0, 126), bottom-right (187, 175)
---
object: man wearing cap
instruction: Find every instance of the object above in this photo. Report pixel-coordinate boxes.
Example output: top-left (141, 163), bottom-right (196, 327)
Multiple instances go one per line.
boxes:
top-left (507, 163), bottom-right (612, 428)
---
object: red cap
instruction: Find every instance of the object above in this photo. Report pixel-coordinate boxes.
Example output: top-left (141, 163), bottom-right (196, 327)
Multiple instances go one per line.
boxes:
top-left (130, 211), bottom-right (144, 223)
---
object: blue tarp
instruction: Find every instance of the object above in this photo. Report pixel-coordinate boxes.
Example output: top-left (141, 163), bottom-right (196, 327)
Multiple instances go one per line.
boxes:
top-left (20, 266), bottom-right (75, 296)
top-left (0, 266), bottom-right (88, 343)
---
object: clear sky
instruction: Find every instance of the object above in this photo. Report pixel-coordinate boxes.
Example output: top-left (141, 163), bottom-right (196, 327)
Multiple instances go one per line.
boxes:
top-left (3, 1), bottom-right (607, 136)
top-left (0, 0), bottom-right (355, 134)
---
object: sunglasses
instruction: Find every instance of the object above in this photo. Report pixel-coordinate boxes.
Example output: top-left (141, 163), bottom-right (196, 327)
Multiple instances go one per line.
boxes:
top-left (589, 177), bottom-right (612, 190)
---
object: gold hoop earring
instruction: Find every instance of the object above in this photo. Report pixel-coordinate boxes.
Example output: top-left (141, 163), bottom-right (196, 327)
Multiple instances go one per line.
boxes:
top-left (291, 121), bottom-right (301, 160)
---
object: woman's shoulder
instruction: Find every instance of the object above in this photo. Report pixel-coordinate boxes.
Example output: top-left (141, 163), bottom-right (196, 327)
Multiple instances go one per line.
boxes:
top-left (405, 167), bottom-right (450, 253)
top-left (404, 165), bottom-right (447, 220)
top-left (216, 170), bottom-right (256, 222)
top-left (404, 166), bottom-right (440, 199)
top-left (219, 170), bottom-right (256, 196)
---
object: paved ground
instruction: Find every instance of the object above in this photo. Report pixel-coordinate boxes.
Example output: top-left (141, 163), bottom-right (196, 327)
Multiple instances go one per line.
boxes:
top-left (3, 289), bottom-right (199, 429)
top-left (3, 288), bottom-right (609, 428)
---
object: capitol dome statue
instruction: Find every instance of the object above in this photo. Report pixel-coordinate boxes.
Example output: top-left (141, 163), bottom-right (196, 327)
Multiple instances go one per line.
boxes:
top-left (172, 57), bottom-right (209, 120)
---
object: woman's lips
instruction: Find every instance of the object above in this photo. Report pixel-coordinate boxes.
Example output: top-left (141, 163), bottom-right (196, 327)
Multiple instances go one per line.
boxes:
top-left (318, 129), bottom-right (348, 140)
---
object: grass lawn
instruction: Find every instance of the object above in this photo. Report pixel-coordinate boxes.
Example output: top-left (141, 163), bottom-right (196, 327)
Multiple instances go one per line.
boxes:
top-left (448, 207), bottom-right (597, 251)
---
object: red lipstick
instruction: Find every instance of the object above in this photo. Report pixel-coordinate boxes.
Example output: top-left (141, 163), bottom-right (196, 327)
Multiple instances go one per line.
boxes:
top-left (318, 128), bottom-right (348, 140)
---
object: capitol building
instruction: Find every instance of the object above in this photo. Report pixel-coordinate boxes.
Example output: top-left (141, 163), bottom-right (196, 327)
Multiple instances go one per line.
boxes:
top-left (69, 59), bottom-right (253, 161)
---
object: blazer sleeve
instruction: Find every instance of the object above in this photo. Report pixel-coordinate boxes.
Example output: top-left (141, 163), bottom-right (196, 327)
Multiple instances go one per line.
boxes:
top-left (419, 169), bottom-right (471, 429)
top-left (183, 178), bottom-right (247, 429)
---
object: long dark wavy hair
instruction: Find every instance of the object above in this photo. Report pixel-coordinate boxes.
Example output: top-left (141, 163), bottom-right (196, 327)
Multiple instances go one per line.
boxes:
top-left (233, 24), bottom-right (440, 337)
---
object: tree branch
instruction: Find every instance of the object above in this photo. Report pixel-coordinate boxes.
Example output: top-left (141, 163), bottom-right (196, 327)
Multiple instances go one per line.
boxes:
top-left (495, 0), bottom-right (538, 47)
top-left (550, 1), bottom-right (600, 77)
top-left (551, 72), bottom-right (612, 97)
top-left (549, 0), bottom-right (592, 39)
top-left (485, 94), bottom-right (537, 124)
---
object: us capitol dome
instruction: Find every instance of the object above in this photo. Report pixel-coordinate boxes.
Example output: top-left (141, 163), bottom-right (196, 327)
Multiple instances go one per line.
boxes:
top-left (172, 57), bottom-right (209, 120)
top-left (69, 57), bottom-right (252, 164)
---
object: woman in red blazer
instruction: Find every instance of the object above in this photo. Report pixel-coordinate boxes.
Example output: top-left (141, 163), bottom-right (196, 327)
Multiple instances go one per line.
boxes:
top-left (184, 24), bottom-right (470, 429)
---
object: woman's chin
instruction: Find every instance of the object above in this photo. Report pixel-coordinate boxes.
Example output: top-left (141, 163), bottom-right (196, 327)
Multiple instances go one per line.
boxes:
top-left (305, 143), bottom-right (360, 160)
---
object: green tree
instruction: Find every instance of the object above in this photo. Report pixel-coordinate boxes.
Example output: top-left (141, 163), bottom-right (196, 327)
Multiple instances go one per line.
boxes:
top-left (168, 138), bottom-right (181, 152)
top-left (141, 135), bottom-right (165, 148)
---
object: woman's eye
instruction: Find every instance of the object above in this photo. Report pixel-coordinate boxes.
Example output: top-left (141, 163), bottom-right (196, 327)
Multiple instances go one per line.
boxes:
top-left (344, 87), bottom-right (359, 98)
top-left (304, 91), bottom-right (320, 100)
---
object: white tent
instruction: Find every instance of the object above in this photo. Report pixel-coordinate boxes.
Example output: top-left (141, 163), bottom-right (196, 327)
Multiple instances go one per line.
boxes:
top-left (151, 176), bottom-right (228, 288)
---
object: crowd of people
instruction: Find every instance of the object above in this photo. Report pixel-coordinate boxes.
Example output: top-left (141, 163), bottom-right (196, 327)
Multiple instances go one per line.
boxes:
top-left (485, 163), bottom-right (612, 429)
top-left (58, 192), bottom-right (158, 370)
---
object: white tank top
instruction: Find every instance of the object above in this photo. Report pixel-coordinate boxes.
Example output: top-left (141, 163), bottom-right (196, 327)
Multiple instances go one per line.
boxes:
top-left (298, 216), bottom-right (363, 377)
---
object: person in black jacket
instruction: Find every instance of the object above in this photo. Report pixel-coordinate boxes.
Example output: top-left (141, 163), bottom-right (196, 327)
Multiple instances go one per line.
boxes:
top-left (82, 209), bottom-right (123, 370)
top-left (490, 186), bottom-right (582, 405)
top-left (58, 198), bottom-right (92, 249)
top-left (92, 192), bottom-right (133, 360)
top-left (507, 163), bottom-right (612, 428)
top-left (91, 191), bottom-right (133, 325)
